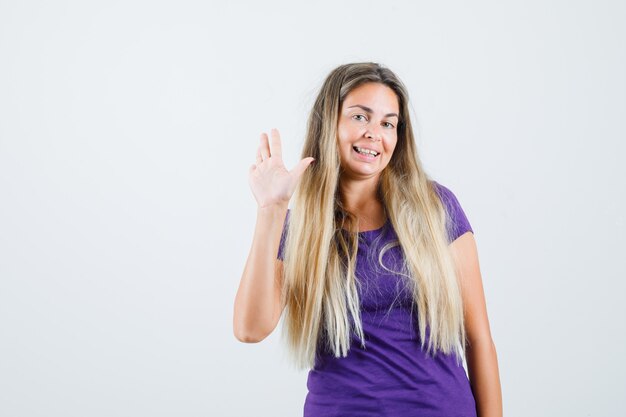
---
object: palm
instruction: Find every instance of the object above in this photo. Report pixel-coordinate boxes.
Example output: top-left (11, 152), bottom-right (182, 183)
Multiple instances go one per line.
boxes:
top-left (248, 129), bottom-right (314, 208)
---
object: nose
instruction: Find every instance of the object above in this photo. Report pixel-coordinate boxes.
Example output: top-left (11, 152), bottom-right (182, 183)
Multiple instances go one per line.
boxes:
top-left (365, 127), bottom-right (382, 142)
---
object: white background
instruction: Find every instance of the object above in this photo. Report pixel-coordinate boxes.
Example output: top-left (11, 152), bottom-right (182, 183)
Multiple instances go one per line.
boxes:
top-left (1, 0), bottom-right (624, 416)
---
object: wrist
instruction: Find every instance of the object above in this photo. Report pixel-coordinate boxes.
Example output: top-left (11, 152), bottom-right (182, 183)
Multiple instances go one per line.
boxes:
top-left (257, 202), bottom-right (289, 217)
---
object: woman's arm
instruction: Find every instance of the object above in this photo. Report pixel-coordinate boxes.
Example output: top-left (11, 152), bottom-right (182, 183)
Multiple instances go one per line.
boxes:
top-left (233, 129), bottom-right (314, 343)
top-left (450, 232), bottom-right (503, 417)
top-left (233, 204), bottom-right (287, 343)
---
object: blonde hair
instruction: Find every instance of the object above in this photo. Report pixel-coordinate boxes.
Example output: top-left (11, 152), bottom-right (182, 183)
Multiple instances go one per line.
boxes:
top-left (280, 62), bottom-right (466, 370)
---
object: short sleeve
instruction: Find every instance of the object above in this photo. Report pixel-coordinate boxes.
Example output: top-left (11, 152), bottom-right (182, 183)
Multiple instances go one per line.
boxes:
top-left (432, 181), bottom-right (473, 243)
top-left (277, 209), bottom-right (290, 261)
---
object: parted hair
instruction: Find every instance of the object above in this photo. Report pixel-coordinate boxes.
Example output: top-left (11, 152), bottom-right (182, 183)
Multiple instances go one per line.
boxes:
top-left (280, 62), bottom-right (466, 370)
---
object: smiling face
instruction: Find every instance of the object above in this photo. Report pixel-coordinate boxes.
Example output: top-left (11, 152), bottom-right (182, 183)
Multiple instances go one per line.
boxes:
top-left (337, 82), bottom-right (400, 182)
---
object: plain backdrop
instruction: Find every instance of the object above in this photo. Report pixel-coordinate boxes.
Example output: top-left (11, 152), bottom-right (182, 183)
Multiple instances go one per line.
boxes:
top-left (1, 0), bottom-right (624, 416)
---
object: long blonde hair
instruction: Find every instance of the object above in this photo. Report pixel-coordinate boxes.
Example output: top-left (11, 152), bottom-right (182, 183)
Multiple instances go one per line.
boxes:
top-left (281, 62), bottom-right (466, 370)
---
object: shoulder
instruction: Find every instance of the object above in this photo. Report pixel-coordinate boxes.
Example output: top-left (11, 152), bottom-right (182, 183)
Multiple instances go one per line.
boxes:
top-left (431, 180), bottom-right (474, 243)
top-left (431, 180), bottom-right (457, 204)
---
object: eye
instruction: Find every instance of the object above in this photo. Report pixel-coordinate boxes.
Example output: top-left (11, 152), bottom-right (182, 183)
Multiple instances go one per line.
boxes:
top-left (383, 121), bottom-right (395, 129)
top-left (352, 114), bottom-right (367, 122)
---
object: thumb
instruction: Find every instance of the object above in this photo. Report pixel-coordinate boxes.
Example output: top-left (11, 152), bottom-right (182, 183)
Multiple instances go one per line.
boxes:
top-left (290, 157), bottom-right (315, 180)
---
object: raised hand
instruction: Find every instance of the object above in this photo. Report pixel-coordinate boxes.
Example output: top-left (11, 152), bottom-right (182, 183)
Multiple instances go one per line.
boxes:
top-left (248, 128), bottom-right (315, 209)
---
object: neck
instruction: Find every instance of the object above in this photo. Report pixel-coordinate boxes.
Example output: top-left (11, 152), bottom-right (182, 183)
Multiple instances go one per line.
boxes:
top-left (338, 175), bottom-right (386, 231)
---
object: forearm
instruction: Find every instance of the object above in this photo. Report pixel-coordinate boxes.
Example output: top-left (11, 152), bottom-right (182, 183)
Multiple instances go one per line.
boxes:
top-left (465, 338), bottom-right (503, 417)
top-left (233, 204), bottom-right (288, 342)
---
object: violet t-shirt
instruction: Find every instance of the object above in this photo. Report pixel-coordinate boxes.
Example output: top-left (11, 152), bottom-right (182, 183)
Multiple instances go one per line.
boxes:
top-left (278, 181), bottom-right (476, 417)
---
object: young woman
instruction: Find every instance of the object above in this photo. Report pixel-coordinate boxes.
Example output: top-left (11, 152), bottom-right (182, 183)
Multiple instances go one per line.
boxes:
top-left (234, 62), bottom-right (502, 417)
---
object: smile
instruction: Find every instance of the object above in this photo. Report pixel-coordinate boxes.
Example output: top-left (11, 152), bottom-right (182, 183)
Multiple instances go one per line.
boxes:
top-left (352, 146), bottom-right (380, 162)
top-left (353, 146), bottom-right (379, 157)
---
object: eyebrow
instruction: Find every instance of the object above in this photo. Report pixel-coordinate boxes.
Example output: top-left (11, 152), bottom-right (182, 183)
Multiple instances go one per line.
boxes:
top-left (347, 104), bottom-right (399, 119)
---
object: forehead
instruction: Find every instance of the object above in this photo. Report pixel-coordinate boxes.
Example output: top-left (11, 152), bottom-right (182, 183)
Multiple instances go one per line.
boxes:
top-left (342, 82), bottom-right (400, 113)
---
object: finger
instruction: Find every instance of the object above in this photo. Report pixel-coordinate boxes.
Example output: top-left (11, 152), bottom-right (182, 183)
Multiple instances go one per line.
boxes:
top-left (260, 133), bottom-right (270, 160)
top-left (269, 128), bottom-right (283, 159)
top-left (256, 136), bottom-right (263, 165)
top-left (290, 157), bottom-right (315, 180)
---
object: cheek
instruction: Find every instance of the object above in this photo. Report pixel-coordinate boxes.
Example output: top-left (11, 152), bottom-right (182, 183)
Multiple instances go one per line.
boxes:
top-left (385, 136), bottom-right (398, 155)
top-left (337, 126), bottom-right (351, 146)
top-left (339, 127), bottom-right (360, 150)
top-left (337, 135), bottom-right (350, 153)
top-left (336, 135), bottom-right (352, 161)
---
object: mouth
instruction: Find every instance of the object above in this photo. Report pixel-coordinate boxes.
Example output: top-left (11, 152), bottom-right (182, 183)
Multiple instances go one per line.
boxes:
top-left (352, 146), bottom-right (379, 157)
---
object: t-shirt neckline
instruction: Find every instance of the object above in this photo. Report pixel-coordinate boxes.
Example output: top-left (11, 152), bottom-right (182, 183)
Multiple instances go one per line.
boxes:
top-left (341, 218), bottom-right (389, 236)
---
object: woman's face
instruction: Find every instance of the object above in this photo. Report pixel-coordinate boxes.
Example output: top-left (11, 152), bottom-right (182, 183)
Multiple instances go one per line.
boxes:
top-left (337, 82), bottom-right (399, 182)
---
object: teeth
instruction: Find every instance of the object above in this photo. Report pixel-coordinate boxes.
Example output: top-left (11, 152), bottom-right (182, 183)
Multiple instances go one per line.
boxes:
top-left (354, 146), bottom-right (379, 156)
